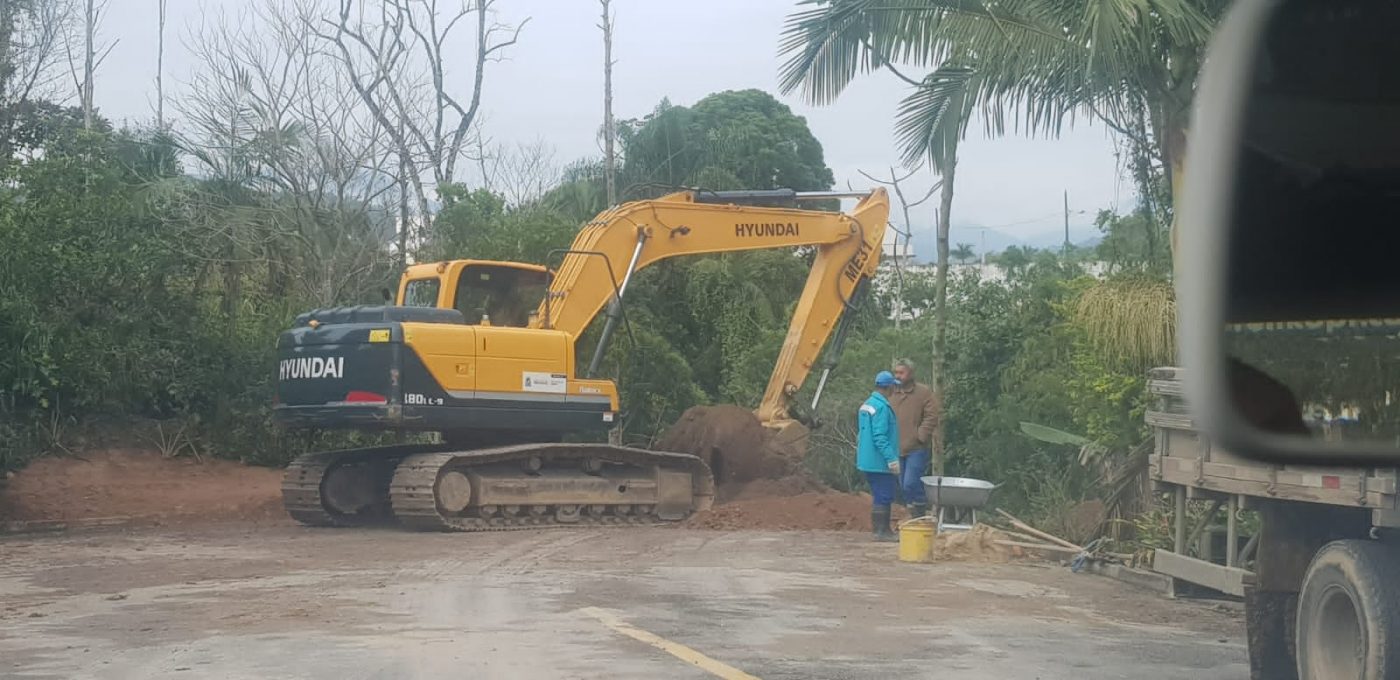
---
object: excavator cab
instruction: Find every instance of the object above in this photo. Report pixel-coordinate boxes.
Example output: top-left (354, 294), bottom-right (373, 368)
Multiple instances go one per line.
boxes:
top-left (399, 260), bottom-right (550, 329)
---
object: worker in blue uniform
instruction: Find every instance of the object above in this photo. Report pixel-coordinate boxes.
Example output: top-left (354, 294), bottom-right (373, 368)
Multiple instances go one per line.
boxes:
top-left (856, 370), bottom-right (902, 542)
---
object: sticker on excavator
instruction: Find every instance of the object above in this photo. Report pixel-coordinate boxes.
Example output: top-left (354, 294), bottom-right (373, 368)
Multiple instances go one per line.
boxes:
top-left (523, 371), bottom-right (567, 393)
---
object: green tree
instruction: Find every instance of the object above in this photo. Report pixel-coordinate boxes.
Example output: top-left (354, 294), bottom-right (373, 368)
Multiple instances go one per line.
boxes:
top-left (951, 242), bottom-right (975, 264)
top-left (588, 91), bottom-right (840, 441)
top-left (777, 0), bottom-right (1223, 207)
top-left (1, 96), bottom-right (399, 470)
top-left (1094, 208), bottom-right (1172, 276)
top-left (0, 121), bottom-right (207, 464)
top-left (618, 89), bottom-right (835, 194)
top-left (777, 0), bottom-right (1225, 369)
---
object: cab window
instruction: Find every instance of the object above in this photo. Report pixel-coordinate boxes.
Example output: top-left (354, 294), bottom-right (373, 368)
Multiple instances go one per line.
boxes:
top-left (402, 278), bottom-right (441, 307)
top-left (454, 265), bottom-right (548, 327)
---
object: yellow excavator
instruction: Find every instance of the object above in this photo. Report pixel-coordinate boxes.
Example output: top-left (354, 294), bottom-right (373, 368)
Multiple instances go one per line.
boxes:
top-left (275, 188), bottom-right (889, 530)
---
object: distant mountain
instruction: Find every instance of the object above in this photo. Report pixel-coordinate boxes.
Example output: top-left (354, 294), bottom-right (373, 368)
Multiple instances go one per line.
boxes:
top-left (894, 222), bottom-right (1103, 263)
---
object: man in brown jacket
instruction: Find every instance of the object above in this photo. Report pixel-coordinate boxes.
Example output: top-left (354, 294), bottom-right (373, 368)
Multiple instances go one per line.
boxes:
top-left (890, 358), bottom-right (941, 518)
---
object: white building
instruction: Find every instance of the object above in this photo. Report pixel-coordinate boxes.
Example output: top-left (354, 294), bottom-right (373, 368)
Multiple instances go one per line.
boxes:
top-left (873, 250), bottom-right (1111, 322)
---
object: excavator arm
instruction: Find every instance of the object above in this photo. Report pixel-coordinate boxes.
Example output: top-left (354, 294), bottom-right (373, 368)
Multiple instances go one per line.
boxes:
top-left (535, 188), bottom-right (890, 425)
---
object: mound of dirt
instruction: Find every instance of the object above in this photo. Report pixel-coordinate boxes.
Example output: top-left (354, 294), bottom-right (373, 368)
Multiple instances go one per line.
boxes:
top-left (0, 449), bottom-right (284, 525)
top-left (658, 405), bottom-right (894, 530)
top-left (684, 491), bottom-right (879, 531)
top-left (683, 487), bottom-right (913, 531)
top-left (654, 405), bottom-right (808, 496)
top-left (722, 473), bottom-right (830, 502)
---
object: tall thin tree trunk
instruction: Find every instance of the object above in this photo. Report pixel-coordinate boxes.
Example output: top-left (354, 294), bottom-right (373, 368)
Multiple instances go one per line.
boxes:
top-left (82, 0), bottom-right (95, 130)
top-left (398, 153), bottom-right (410, 269)
top-left (889, 173), bottom-right (916, 330)
top-left (156, 0), bottom-right (166, 128)
top-left (0, 3), bottom-right (14, 155)
top-left (0, 2), bottom-right (15, 98)
top-left (932, 154), bottom-right (956, 475)
top-left (600, 0), bottom-right (617, 206)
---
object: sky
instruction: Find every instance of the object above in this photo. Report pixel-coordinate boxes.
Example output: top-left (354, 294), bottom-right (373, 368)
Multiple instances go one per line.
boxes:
top-left (96, 0), bottom-right (1133, 260)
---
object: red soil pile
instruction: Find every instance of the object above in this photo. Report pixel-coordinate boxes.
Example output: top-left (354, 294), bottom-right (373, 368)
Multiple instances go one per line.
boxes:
top-left (0, 449), bottom-right (284, 525)
top-left (684, 491), bottom-right (899, 531)
top-left (660, 405), bottom-right (896, 531)
top-left (654, 405), bottom-right (807, 496)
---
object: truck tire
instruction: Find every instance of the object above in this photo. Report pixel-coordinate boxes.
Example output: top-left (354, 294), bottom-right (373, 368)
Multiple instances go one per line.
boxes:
top-left (1296, 539), bottom-right (1400, 680)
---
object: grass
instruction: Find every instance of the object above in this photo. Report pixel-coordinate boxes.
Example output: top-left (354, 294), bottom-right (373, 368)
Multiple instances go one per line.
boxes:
top-left (1074, 279), bottom-right (1176, 368)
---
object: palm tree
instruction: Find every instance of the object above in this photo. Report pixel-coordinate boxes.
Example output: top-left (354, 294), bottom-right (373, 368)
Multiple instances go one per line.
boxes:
top-left (778, 0), bottom-right (1224, 209)
top-left (951, 242), bottom-right (975, 264)
top-left (778, 0), bottom-right (1223, 366)
top-left (784, 47), bottom-right (981, 474)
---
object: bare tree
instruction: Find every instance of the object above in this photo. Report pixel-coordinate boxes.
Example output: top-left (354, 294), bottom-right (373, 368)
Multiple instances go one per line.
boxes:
top-left (313, 0), bottom-right (528, 236)
top-left (155, 0), bottom-right (166, 128)
top-left (1, 1), bottom-right (70, 163)
top-left (176, 2), bottom-right (399, 307)
top-left (475, 138), bottom-right (560, 207)
top-left (2, 0), bottom-right (69, 112)
top-left (79, 0), bottom-right (93, 127)
top-left (598, 0), bottom-right (616, 206)
top-left (858, 167), bottom-right (939, 329)
top-left (62, 0), bottom-right (113, 130)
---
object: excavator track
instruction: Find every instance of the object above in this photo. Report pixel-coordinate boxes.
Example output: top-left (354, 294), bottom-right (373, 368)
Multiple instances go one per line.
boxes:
top-left (282, 444), bottom-right (451, 527)
top-left (284, 443), bottom-right (713, 532)
top-left (388, 443), bottom-right (713, 532)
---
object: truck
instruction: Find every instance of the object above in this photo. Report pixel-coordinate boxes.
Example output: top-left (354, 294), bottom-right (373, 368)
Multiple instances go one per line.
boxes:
top-left (1146, 366), bottom-right (1400, 679)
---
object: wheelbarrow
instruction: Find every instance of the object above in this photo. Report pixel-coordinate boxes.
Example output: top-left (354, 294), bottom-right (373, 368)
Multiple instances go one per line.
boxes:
top-left (921, 475), bottom-right (997, 532)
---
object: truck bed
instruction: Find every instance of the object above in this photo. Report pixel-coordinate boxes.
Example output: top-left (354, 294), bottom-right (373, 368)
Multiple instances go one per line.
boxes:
top-left (1148, 366), bottom-right (1400, 525)
top-left (1146, 367), bottom-right (1400, 598)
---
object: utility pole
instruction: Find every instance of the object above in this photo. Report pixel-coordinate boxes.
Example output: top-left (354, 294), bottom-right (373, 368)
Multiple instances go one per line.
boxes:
top-left (1063, 190), bottom-right (1070, 256)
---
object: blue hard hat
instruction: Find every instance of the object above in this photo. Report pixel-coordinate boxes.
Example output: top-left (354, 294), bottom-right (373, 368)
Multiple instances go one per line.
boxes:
top-left (875, 371), bottom-right (898, 387)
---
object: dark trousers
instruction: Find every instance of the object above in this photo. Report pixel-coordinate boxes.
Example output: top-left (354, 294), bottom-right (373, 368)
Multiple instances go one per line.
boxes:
top-left (865, 471), bottom-right (897, 508)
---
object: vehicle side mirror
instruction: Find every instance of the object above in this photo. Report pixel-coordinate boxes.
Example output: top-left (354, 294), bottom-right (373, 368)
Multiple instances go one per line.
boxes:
top-left (381, 287), bottom-right (393, 303)
top-left (1180, 0), bottom-right (1400, 463)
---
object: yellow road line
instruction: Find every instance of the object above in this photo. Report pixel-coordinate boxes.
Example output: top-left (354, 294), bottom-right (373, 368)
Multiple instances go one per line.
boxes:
top-left (579, 606), bottom-right (762, 680)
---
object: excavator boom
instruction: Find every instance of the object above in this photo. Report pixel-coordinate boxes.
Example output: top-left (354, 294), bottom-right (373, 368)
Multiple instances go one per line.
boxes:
top-left (539, 188), bottom-right (889, 423)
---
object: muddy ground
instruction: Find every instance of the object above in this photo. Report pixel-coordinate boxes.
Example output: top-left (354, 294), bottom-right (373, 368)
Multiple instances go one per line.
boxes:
top-left (0, 451), bottom-right (1248, 678)
top-left (0, 524), bottom-right (1247, 680)
top-left (0, 450), bottom-right (284, 526)
top-left (0, 448), bottom-right (893, 532)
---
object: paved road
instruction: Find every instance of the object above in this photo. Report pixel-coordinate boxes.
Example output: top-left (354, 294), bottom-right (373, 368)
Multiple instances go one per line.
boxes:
top-left (0, 525), bottom-right (1248, 679)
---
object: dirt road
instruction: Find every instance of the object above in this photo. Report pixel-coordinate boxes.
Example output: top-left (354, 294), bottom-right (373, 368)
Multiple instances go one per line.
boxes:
top-left (0, 525), bottom-right (1247, 679)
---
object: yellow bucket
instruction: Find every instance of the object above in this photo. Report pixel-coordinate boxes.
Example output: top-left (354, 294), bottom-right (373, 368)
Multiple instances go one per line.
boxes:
top-left (898, 518), bottom-right (936, 563)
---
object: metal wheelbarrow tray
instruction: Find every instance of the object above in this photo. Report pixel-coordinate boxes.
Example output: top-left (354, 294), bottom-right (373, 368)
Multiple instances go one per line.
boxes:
top-left (920, 476), bottom-right (997, 508)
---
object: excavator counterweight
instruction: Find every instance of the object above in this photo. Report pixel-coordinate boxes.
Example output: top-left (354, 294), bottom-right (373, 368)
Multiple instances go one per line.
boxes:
top-left (274, 188), bottom-right (889, 530)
